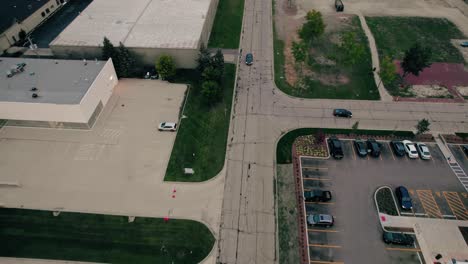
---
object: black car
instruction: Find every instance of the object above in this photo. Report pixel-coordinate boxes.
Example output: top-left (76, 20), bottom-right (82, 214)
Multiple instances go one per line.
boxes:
top-left (245, 53), bottom-right (253, 65)
top-left (390, 141), bottom-right (406, 156)
top-left (304, 190), bottom-right (332, 202)
top-left (383, 231), bottom-right (414, 246)
top-left (354, 139), bottom-right (367, 157)
top-left (395, 186), bottom-right (413, 210)
top-left (367, 139), bottom-right (381, 157)
top-left (463, 145), bottom-right (468, 156)
top-left (333, 109), bottom-right (352, 118)
top-left (328, 137), bottom-right (344, 159)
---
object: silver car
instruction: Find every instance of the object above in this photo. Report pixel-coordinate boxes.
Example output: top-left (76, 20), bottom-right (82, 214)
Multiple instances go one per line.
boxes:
top-left (307, 214), bottom-right (334, 227)
top-left (416, 143), bottom-right (431, 160)
top-left (158, 122), bottom-right (177, 131)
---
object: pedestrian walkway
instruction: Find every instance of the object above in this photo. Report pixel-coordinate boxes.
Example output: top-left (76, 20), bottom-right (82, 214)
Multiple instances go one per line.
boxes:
top-left (434, 134), bottom-right (468, 191)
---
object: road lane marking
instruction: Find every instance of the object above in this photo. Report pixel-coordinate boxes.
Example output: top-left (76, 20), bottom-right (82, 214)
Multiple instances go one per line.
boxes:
top-left (351, 145), bottom-right (356, 160)
top-left (416, 190), bottom-right (442, 218)
top-left (386, 247), bottom-right (421, 252)
top-left (302, 166), bottom-right (328, 170)
top-left (460, 145), bottom-right (468, 159)
top-left (388, 142), bottom-right (395, 160)
top-left (309, 244), bottom-right (341, 248)
top-left (443, 191), bottom-right (468, 220)
top-left (303, 178), bottom-right (332, 181)
top-left (308, 229), bottom-right (339, 233)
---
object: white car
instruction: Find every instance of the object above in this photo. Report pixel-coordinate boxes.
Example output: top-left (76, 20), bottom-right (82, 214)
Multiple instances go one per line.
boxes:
top-left (402, 140), bottom-right (419, 159)
top-left (158, 122), bottom-right (177, 131)
top-left (416, 143), bottom-right (431, 160)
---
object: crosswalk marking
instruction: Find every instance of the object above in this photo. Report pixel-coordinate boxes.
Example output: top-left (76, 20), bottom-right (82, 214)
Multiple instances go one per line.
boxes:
top-left (447, 161), bottom-right (468, 192)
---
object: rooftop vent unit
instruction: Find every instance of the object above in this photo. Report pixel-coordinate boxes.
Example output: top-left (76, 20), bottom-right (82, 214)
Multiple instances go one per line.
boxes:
top-left (32, 93), bottom-right (38, 98)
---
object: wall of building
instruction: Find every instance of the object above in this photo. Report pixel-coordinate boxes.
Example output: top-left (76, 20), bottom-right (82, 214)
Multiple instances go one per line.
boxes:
top-left (0, 0), bottom-right (65, 53)
top-left (200, 0), bottom-right (219, 47)
top-left (51, 45), bottom-right (199, 69)
top-left (79, 58), bottom-right (118, 122)
top-left (0, 101), bottom-right (86, 124)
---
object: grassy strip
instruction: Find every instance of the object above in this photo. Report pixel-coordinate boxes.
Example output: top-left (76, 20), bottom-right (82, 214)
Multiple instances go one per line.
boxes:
top-left (273, 16), bottom-right (379, 100)
top-left (208, 0), bottom-right (245, 48)
top-left (375, 187), bottom-right (399, 216)
top-left (277, 128), bottom-right (415, 164)
top-left (164, 64), bottom-right (235, 182)
top-left (277, 165), bottom-right (301, 264)
top-left (366, 17), bottom-right (465, 63)
top-left (0, 208), bottom-right (214, 263)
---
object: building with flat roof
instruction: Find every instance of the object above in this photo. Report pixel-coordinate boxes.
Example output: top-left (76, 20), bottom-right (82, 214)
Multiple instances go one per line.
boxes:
top-left (0, 0), bottom-right (66, 53)
top-left (50, 0), bottom-right (218, 68)
top-left (0, 57), bottom-right (118, 129)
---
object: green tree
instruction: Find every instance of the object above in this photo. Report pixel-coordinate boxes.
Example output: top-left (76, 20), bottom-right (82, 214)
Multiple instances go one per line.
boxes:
top-left (117, 42), bottom-right (135, 78)
top-left (18, 29), bottom-right (27, 42)
top-left (380, 56), bottom-right (397, 84)
top-left (401, 43), bottom-right (432, 77)
top-left (291, 40), bottom-right (307, 74)
top-left (196, 43), bottom-right (212, 75)
top-left (212, 49), bottom-right (225, 75)
top-left (102, 37), bottom-right (116, 61)
top-left (416, 119), bottom-right (430, 135)
top-left (201, 81), bottom-right (220, 104)
top-left (156, 55), bottom-right (176, 80)
top-left (340, 31), bottom-right (365, 65)
top-left (202, 65), bottom-right (222, 83)
top-left (298, 10), bottom-right (325, 44)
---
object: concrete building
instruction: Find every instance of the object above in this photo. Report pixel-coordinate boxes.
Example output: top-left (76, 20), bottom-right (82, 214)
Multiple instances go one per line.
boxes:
top-left (0, 57), bottom-right (118, 129)
top-left (0, 0), bottom-right (66, 53)
top-left (49, 0), bottom-right (218, 68)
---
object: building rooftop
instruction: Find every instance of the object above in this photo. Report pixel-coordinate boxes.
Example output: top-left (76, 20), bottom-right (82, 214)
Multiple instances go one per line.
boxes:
top-left (0, 57), bottom-right (106, 104)
top-left (0, 0), bottom-right (49, 33)
top-left (50, 0), bottom-right (211, 49)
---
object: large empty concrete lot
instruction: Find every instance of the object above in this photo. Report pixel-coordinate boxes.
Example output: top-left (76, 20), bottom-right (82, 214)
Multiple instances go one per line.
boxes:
top-left (301, 140), bottom-right (468, 264)
top-left (0, 80), bottom-right (225, 238)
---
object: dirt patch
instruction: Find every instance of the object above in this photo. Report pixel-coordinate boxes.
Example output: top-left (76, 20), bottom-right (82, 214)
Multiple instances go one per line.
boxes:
top-left (455, 85), bottom-right (468, 96)
top-left (410, 84), bottom-right (452, 98)
top-left (277, 164), bottom-right (301, 264)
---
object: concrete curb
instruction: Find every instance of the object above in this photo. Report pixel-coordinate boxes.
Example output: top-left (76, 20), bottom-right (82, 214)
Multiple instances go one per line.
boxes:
top-left (373, 185), bottom-right (400, 233)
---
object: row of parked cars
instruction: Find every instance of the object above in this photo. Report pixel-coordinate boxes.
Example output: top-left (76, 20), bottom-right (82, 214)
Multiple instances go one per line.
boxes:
top-left (327, 137), bottom-right (432, 160)
top-left (304, 190), bottom-right (334, 227)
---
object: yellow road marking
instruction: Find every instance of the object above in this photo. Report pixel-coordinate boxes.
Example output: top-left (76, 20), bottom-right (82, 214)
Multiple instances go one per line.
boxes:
top-left (302, 166), bottom-right (329, 170)
top-left (386, 247), bottom-right (421, 252)
top-left (460, 145), bottom-right (468, 159)
top-left (417, 190), bottom-right (442, 218)
top-left (303, 178), bottom-right (332, 181)
top-left (409, 189), bottom-right (415, 196)
top-left (310, 261), bottom-right (344, 264)
top-left (308, 229), bottom-right (339, 233)
top-left (443, 191), bottom-right (468, 220)
top-left (351, 145), bottom-right (356, 160)
top-left (388, 143), bottom-right (395, 160)
top-left (309, 244), bottom-right (341, 248)
top-left (435, 191), bottom-right (441, 198)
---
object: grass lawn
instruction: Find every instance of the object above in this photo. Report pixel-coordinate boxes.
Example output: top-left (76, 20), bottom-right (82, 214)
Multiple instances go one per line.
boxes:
top-left (208, 0), bottom-right (245, 48)
top-left (366, 17), bottom-right (465, 63)
top-left (375, 187), bottom-right (398, 216)
top-left (165, 64), bottom-right (236, 182)
top-left (273, 16), bottom-right (379, 100)
top-left (0, 208), bottom-right (215, 263)
top-left (276, 128), bottom-right (415, 164)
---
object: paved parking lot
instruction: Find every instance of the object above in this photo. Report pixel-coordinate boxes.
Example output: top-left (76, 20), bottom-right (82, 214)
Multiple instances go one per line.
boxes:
top-left (300, 139), bottom-right (468, 264)
top-left (448, 144), bottom-right (468, 191)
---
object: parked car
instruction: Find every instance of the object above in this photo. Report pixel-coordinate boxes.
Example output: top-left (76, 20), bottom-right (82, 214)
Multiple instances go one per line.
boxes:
top-left (395, 186), bottom-right (413, 210)
top-left (390, 141), bottom-right (406, 157)
top-left (463, 145), bottom-right (468, 156)
top-left (367, 138), bottom-right (381, 157)
top-left (307, 214), bottom-right (334, 227)
top-left (158, 122), bottom-right (177, 131)
top-left (354, 139), bottom-right (367, 157)
top-left (416, 143), bottom-right (431, 160)
top-left (328, 137), bottom-right (344, 159)
top-left (402, 140), bottom-right (419, 159)
top-left (460, 41), bottom-right (468, 47)
top-left (333, 109), bottom-right (352, 118)
top-left (304, 190), bottom-right (332, 202)
top-left (335, 0), bottom-right (344, 12)
top-left (383, 231), bottom-right (414, 246)
top-left (245, 53), bottom-right (253, 65)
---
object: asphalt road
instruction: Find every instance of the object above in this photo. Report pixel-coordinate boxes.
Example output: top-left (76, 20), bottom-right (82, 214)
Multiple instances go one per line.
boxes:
top-left (216, 0), bottom-right (468, 262)
top-left (301, 140), bottom-right (467, 264)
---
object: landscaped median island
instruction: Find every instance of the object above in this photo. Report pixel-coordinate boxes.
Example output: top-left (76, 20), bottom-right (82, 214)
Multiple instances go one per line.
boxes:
top-left (165, 64), bottom-right (235, 182)
top-left (374, 186), bottom-right (399, 216)
top-left (277, 128), bottom-right (415, 164)
top-left (208, 0), bottom-right (245, 48)
top-left (0, 208), bottom-right (215, 263)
